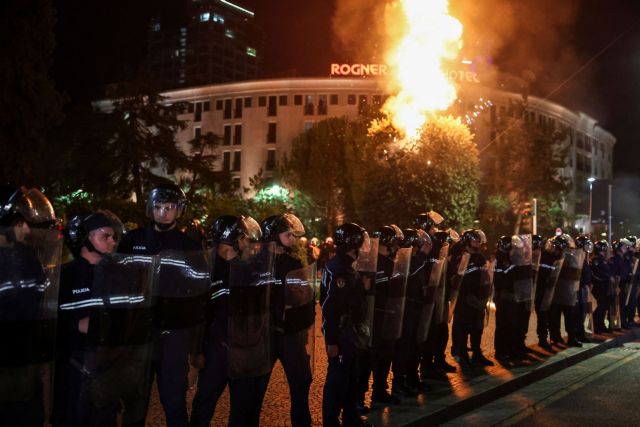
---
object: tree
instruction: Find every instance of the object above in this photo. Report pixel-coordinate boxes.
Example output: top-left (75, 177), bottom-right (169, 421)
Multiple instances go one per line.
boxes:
top-left (478, 99), bottom-right (569, 236)
top-left (0, 0), bottom-right (65, 185)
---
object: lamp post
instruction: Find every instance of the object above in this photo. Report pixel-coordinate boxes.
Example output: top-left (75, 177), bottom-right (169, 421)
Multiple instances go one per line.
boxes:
top-left (587, 177), bottom-right (595, 236)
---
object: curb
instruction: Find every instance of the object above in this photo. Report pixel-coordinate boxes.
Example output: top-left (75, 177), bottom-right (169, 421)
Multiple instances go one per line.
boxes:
top-left (395, 329), bottom-right (640, 427)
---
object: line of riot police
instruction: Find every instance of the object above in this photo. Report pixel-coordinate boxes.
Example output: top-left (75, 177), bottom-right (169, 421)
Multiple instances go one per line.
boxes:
top-left (3, 183), bottom-right (640, 427)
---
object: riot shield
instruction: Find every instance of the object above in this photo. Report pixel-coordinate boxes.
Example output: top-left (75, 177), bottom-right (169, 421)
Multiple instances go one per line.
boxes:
top-left (381, 247), bottom-right (411, 341)
top-left (227, 242), bottom-right (274, 379)
top-left (284, 263), bottom-right (317, 374)
top-left (624, 259), bottom-right (639, 306)
top-left (416, 248), bottom-right (447, 342)
top-left (584, 285), bottom-right (595, 335)
top-left (433, 245), bottom-right (450, 326)
top-left (482, 260), bottom-right (496, 328)
top-left (352, 237), bottom-right (378, 347)
top-left (512, 235), bottom-right (534, 303)
top-left (448, 251), bottom-right (470, 322)
top-left (529, 249), bottom-right (542, 311)
top-left (0, 228), bottom-right (62, 423)
top-left (609, 277), bottom-right (622, 330)
top-left (82, 253), bottom-right (156, 425)
top-left (540, 258), bottom-right (564, 311)
top-left (552, 249), bottom-right (585, 307)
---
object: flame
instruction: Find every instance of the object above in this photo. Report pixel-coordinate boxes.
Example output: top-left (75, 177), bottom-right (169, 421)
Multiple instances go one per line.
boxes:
top-left (380, 0), bottom-right (463, 141)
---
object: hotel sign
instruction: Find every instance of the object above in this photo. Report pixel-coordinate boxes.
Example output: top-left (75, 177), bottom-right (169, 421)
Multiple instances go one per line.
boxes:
top-left (330, 63), bottom-right (480, 83)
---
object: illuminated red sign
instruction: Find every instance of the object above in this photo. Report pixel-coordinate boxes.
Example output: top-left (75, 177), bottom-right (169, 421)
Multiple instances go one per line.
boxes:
top-left (330, 63), bottom-right (388, 76)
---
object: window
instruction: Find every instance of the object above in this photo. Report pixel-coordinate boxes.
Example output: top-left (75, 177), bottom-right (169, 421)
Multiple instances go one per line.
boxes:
top-left (213, 13), bottom-right (224, 24)
top-left (223, 125), bottom-right (231, 145)
top-left (188, 103), bottom-right (195, 113)
top-left (266, 149), bottom-right (276, 171)
top-left (347, 94), bottom-right (356, 105)
top-left (304, 121), bottom-right (314, 131)
top-left (279, 95), bottom-right (288, 106)
top-left (268, 96), bottom-right (277, 116)
top-left (246, 47), bottom-right (257, 57)
top-left (200, 12), bottom-right (210, 22)
top-left (216, 99), bottom-right (223, 110)
top-left (372, 95), bottom-right (382, 106)
top-left (223, 151), bottom-right (231, 171)
top-left (258, 96), bottom-right (267, 107)
top-left (224, 99), bottom-right (232, 120)
top-left (244, 97), bottom-right (252, 108)
top-left (318, 95), bottom-right (327, 115)
top-left (151, 20), bottom-right (161, 32)
top-left (234, 124), bottom-right (242, 145)
top-left (234, 98), bottom-right (243, 118)
top-left (267, 123), bottom-right (276, 144)
top-left (294, 95), bottom-right (303, 106)
top-left (203, 101), bottom-right (210, 112)
top-left (232, 177), bottom-right (241, 189)
top-left (304, 95), bottom-right (314, 115)
top-left (232, 151), bottom-right (241, 171)
top-left (330, 94), bottom-right (339, 105)
top-left (194, 127), bottom-right (201, 138)
top-left (225, 29), bottom-right (235, 39)
top-left (358, 95), bottom-right (368, 114)
top-left (195, 103), bottom-right (202, 122)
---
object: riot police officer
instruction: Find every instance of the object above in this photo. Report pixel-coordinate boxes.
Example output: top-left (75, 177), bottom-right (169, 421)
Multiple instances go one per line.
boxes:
top-left (259, 213), bottom-right (313, 427)
top-left (535, 236), bottom-right (568, 350)
top-left (494, 236), bottom-right (517, 360)
top-left (53, 212), bottom-right (121, 426)
top-left (357, 225), bottom-right (404, 406)
top-left (610, 239), bottom-right (633, 330)
top-left (118, 184), bottom-right (201, 427)
top-left (574, 235), bottom-right (593, 343)
top-left (190, 215), bottom-right (260, 427)
top-left (450, 229), bottom-right (494, 366)
top-left (591, 240), bottom-right (612, 333)
top-left (0, 186), bottom-right (59, 427)
top-left (321, 223), bottom-right (372, 427)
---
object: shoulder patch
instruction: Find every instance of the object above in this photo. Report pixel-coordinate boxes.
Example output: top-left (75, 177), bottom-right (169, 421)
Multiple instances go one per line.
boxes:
top-left (336, 278), bottom-right (346, 288)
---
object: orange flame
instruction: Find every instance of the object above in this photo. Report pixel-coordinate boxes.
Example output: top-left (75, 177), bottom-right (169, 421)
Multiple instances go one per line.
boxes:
top-left (380, 0), bottom-right (463, 141)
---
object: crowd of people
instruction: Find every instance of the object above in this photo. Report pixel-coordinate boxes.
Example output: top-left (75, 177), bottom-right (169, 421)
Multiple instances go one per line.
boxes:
top-left (1, 184), bottom-right (638, 427)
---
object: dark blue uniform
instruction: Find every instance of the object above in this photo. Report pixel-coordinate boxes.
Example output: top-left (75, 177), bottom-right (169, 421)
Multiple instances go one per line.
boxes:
top-left (190, 255), bottom-right (231, 427)
top-left (493, 251), bottom-right (518, 358)
top-left (321, 251), bottom-right (368, 427)
top-left (620, 252), bottom-right (635, 328)
top-left (591, 253), bottom-right (612, 332)
top-left (574, 258), bottom-right (592, 340)
top-left (118, 226), bottom-right (200, 427)
top-left (534, 251), bottom-right (562, 345)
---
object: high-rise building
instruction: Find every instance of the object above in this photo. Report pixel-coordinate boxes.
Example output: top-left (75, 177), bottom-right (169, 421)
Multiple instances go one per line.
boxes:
top-left (146, 0), bottom-right (261, 90)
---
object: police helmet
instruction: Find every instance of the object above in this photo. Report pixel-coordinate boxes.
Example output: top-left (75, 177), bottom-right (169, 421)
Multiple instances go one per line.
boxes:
top-left (496, 235), bottom-right (512, 253)
top-left (414, 211), bottom-right (444, 231)
top-left (64, 211), bottom-right (123, 256)
top-left (575, 235), bottom-right (594, 254)
top-left (461, 229), bottom-right (487, 246)
top-left (401, 228), bottom-right (432, 249)
top-left (372, 224), bottom-right (404, 249)
top-left (593, 240), bottom-right (609, 255)
top-left (210, 215), bottom-right (262, 247)
top-left (433, 230), bottom-right (451, 246)
top-left (334, 222), bottom-right (368, 252)
top-left (545, 235), bottom-right (569, 252)
top-left (260, 213), bottom-right (305, 243)
top-left (612, 238), bottom-right (633, 253)
top-left (0, 186), bottom-right (56, 228)
top-left (532, 234), bottom-right (544, 251)
top-left (145, 183), bottom-right (187, 220)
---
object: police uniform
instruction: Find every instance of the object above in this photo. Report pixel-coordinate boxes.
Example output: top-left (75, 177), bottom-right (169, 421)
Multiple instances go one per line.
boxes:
top-left (493, 251), bottom-right (518, 358)
top-left (621, 252), bottom-right (635, 328)
top-left (119, 225), bottom-right (200, 427)
top-left (190, 254), bottom-right (231, 427)
top-left (574, 257), bottom-right (592, 341)
top-left (321, 251), bottom-right (368, 427)
top-left (591, 253), bottom-right (611, 333)
top-left (534, 251), bottom-right (562, 346)
top-left (611, 252), bottom-right (629, 329)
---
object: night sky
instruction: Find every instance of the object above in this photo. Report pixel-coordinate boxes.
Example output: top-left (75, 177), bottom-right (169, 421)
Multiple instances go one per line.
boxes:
top-left (52, 0), bottom-right (640, 175)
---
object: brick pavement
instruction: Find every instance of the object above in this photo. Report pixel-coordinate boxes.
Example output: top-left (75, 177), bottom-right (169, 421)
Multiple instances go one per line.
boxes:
top-left (145, 302), bottom-right (594, 426)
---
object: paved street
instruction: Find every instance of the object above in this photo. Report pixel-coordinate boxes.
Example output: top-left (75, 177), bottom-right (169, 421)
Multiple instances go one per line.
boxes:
top-left (145, 302), bottom-right (588, 426)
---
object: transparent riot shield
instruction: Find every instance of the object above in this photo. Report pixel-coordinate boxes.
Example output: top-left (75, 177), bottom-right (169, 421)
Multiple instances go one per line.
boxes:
top-left (482, 260), bottom-right (497, 328)
top-left (352, 237), bottom-right (379, 348)
top-left (448, 251), bottom-right (471, 322)
top-left (552, 249), bottom-right (585, 307)
top-left (512, 235), bottom-right (534, 303)
top-left (609, 277), bottom-right (622, 330)
top-left (83, 253), bottom-right (156, 425)
top-left (417, 245), bottom-right (448, 342)
top-left (381, 247), bottom-right (411, 341)
top-left (0, 228), bottom-right (62, 423)
top-left (227, 242), bottom-right (274, 379)
top-left (540, 258), bottom-right (565, 311)
top-left (284, 263), bottom-right (317, 374)
top-left (624, 259), bottom-right (639, 306)
top-left (529, 249), bottom-right (542, 311)
top-left (432, 245), bottom-right (450, 326)
top-left (584, 285), bottom-right (595, 335)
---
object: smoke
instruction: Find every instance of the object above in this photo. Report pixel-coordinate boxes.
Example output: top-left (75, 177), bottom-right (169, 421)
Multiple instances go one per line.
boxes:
top-left (332, 0), bottom-right (590, 108)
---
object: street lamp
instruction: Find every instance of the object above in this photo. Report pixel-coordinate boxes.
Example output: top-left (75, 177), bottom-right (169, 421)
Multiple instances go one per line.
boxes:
top-left (587, 177), bottom-right (596, 236)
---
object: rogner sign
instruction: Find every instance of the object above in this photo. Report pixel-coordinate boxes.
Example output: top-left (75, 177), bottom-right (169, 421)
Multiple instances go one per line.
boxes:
top-left (330, 63), bottom-right (480, 83)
